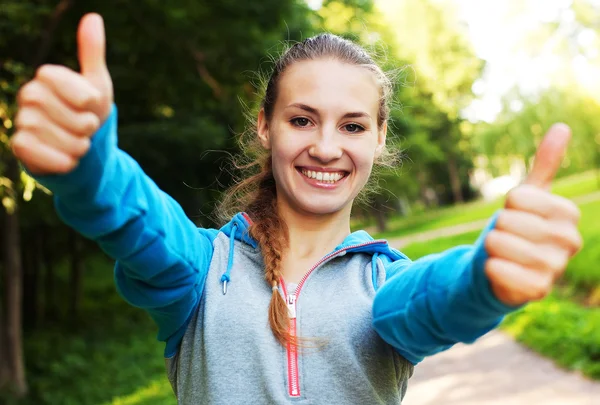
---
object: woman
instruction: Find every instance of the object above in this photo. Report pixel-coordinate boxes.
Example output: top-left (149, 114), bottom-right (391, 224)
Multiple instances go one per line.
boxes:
top-left (11, 13), bottom-right (582, 404)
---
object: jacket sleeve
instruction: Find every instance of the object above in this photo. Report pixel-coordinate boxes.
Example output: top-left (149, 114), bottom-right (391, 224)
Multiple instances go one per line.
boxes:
top-left (32, 106), bottom-right (217, 356)
top-left (372, 215), bottom-right (519, 365)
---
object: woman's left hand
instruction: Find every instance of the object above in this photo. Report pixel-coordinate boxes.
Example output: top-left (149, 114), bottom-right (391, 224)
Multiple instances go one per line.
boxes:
top-left (484, 124), bottom-right (583, 306)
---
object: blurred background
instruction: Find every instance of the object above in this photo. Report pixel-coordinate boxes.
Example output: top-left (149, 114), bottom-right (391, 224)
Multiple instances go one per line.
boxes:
top-left (0, 0), bottom-right (599, 404)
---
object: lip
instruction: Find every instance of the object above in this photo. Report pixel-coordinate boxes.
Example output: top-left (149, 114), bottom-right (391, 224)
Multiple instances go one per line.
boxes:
top-left (295, 167), bottom-right (349, 189)
top-left (298, 165), bottom-right (349, 173)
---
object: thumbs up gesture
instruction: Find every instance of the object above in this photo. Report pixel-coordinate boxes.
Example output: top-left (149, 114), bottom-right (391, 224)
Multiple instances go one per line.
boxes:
top-left (11, 13), bottom-right (113, 175)
top-left (485, 124), bottom-right (583, 306)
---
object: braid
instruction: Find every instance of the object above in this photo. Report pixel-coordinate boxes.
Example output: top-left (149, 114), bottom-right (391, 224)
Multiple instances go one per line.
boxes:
top-left (247, 159), bottom-right (291, 347)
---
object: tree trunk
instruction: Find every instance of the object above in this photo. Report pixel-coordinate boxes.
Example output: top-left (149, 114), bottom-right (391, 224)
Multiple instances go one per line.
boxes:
top-left (0, 157), bottom-right (27, 397)
top-left (69, 230), bottom-right (83, 321)
top-left (0, 210), bottom-right (7, 389)
top-left (41, 226), bottom-right (56, 322)
top-left (30, 231), bottom-right (42, 326)
top-left (371, 198), bottom-right (387, 233)
top-left (22, 235), bottom-right (34, 326)
top-left (447, 155), bottom-right (464, 204)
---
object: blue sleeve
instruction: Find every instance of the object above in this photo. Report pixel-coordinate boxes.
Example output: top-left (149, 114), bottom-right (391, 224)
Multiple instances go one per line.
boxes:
top-left (372, 215), bottom-right (519, 365)
top-left (32, 106), bottom-right (217, 356)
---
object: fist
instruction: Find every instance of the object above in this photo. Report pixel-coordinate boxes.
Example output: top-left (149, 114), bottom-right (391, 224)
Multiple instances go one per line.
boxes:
top-left (11, 13), bottom-right (113, 175)
top-left (485, 124), bottom-right (583, 306)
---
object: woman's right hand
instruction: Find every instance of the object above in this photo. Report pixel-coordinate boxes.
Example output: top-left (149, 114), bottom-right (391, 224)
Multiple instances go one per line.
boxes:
top-left (11, 13), bottom-right (113, 176)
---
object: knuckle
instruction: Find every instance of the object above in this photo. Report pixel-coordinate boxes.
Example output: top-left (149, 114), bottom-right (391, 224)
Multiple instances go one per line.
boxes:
top-left (495, 209), bottom-right (512, 229)
top-left (532, 275), bottom-right (552, 301)
top-left (73, 137), bottom-right (91, 157)
top-left (17, 82), bottom-right (39, 105)
top-left (506, 186), bottom-right (536, 208)
top-left (9, 133), bottom-right (26, 157)
top-left (554, 196), bottom-right (580, 221)
top-left (568, 202), bottom-right (581, 222)
top-left (15, 110), bottom-right (40, 130)
top-left (548, 256), bottom-right (566, 275)
top-left (35, 64), bottom-right (59, 80)
top-left (484, 230), bottom-right (500, 253)
top-left (74, 113), bottom-right (100, 136)
top-left (505, 188), bottom-right (520, 208)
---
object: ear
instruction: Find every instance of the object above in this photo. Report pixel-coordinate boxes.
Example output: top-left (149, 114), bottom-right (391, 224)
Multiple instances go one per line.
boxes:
top-left (374, 121), bottom-right (387, 159)
top-left (257, 108), bottom-right (271, 150)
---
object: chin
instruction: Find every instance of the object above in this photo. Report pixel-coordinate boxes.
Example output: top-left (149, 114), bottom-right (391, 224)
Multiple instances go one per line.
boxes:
top-left (292, 196), bottom-right (352, 216)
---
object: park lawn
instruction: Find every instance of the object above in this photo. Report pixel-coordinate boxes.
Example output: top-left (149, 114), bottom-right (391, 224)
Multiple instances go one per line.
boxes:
top-left (369, 169), bottom-right (599, 240)
top-left (399, 198), bottom-right (600, 380)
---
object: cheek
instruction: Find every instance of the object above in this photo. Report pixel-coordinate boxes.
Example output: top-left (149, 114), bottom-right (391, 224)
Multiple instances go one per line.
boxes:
top-left (349, 141), bottom-right (377, 172)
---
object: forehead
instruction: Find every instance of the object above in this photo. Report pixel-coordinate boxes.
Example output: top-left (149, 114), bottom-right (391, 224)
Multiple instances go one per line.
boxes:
top-left (276, 59), bottom-right (380, 115)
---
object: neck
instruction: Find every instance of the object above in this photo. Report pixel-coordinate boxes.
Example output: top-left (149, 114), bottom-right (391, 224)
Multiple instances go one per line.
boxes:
top-left (276, 200), bottom-right (352, 260)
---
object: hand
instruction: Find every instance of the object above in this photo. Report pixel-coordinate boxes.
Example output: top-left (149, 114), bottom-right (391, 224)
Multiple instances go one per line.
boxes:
top-left (484, 124), bottom-right (583, 306)
top-left (11, 13), bottom-right (113, 175)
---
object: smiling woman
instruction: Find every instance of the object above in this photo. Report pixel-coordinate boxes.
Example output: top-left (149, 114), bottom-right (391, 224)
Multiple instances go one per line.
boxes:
top-left (12, 14), bottom-right (582, 405)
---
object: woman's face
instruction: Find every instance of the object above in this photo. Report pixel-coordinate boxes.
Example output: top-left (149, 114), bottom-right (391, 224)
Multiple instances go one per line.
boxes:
top-left (258, 59), bottom-right (386, 217)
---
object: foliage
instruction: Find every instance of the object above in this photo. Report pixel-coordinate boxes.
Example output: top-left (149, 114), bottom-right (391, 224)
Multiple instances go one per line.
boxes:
top-left (502, 294), bottom-right (600, 380)
top-left (13, 256), bottom-right (173, 405)
top-left (475, 88), bottom-right (600, 178)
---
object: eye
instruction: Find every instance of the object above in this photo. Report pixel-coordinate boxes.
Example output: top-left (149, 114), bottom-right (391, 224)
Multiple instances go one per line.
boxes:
top-left (290, 117), bottom-right (312, 127)
top-left (342, 123), bottom-right (365, 133)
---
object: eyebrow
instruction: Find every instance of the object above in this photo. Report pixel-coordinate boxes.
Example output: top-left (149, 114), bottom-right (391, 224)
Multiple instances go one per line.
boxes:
top-left (285, 103), bottom-right (371, 120)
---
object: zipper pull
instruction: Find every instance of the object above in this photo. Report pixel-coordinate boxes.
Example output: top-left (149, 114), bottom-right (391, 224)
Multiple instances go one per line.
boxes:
top-left (287, 294), bottom-right (297, 319)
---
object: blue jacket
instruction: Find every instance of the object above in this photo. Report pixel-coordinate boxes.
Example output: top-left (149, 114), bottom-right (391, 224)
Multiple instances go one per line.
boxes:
top-left (34, 107), bottom-right (516, 404)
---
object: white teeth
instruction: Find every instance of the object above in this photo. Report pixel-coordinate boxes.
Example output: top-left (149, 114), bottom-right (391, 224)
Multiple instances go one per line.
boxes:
top-left (301, 169), bottom-right (345, 183)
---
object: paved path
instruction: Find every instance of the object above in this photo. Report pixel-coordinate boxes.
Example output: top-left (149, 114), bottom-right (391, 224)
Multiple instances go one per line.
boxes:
top-left (389, 191), bottom-right (600, 249)
top-left (391, 191), bottom-right (600, 404)
top-left (403, 331), bottom-right (600, 405)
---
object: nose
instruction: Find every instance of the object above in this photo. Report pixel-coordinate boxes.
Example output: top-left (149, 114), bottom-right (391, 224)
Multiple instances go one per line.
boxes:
top-left (308, 127), bottom-right (343, 163)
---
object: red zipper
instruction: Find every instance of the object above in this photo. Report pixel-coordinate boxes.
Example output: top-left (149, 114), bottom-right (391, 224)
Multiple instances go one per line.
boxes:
top-left (279, 240), bottom-right (387, 397)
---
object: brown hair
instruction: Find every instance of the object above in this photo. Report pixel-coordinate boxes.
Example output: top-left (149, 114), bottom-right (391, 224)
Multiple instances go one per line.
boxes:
top-left (219, 34), bottom-right (395, 347)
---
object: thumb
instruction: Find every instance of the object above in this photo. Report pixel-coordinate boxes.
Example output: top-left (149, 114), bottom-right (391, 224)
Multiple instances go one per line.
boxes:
top-left (523, 123), bottom-right (572, 190)
top-left (77, 13), bottom-right (113, 119)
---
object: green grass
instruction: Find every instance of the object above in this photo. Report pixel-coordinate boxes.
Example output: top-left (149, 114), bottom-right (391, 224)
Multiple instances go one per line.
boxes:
top-left (17, 255), bottom-right (177, 405)
top-left (399, 198), bottom-right (600, 380)
top-left (552, 170), bottom-right (600, 198)
top-left (502, 294), bottom-right (600, 379)
top-left (369, 169), bottom-right (600, 240)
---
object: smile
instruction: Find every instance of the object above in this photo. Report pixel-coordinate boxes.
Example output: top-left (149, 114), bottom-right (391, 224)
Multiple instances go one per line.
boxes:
top-left (300, 168), bottom-right (347, 184)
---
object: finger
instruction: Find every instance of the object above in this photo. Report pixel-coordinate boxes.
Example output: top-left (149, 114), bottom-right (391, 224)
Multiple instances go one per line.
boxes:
top-left (77, 13), bottom-right (113, 120)
top-left (36, 65), bottom-right (102, 111)
top-left (523, 123), bottom-right (571, 190)
top-left (505, 185), bottom-right (581, 223)
top-left (17, 81), bottom-right (101, 137)
top-left (496, 209), bottom-right (583, 254)
top-left (15, 109), bottom-right (91, 158)
top-left (11, 131), bottom-right (78, 175)
top-left (485, 229), bottom-right (569, 277)
top-left (485, 258), bottom-right (554, 305)
top-left (77, 13), bottom-right (108, 83)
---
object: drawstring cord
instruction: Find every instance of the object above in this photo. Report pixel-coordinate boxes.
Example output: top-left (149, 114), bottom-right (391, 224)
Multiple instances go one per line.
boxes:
top-left (221, 222), bottom-right (238, 295)
top-left (371, 253), bottom-right (380, 291)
